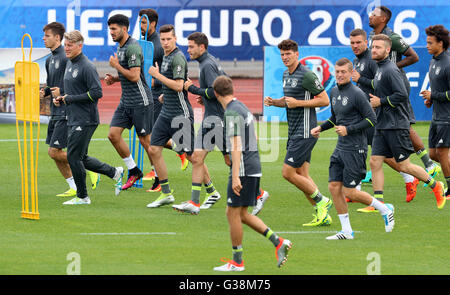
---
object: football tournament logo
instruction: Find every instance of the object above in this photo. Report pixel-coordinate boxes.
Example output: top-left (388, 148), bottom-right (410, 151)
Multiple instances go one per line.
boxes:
top-left (300, 56), bottom-right (335, 114)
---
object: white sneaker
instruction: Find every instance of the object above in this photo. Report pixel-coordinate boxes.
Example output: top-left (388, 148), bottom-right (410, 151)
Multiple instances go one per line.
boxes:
top-left (326, 231), bottom-right (354, 240)
top-left (172, 201), bottom-right (200, 214)
top-left (252, 190), bottom-right (270, 215)
top-left (200, 191), bottom-right (221, 209)
top-left (114, 167), bottom-right (124, 196)
top-left (63, 197), bottom-right (91, 205)
top-left (147, 192), bottom-right (175, 208)
top-left (382, 203), bottom-right (395, 232)
top-left (213, 259), bottom-right (245, 272)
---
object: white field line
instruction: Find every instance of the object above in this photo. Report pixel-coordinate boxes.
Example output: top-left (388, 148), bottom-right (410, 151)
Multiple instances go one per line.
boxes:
top-left (276, 231), bottom-right (363, 234)
top-left (79, 232), bottom-right (177, 236)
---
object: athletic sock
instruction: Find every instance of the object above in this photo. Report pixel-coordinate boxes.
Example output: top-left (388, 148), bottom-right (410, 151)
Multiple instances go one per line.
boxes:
top-left (370, 197), bottom-right (390, 215)
top-left (400, 172), bottom-right (414, 183)
top-left (232, 245), bottom-right (243, 264)
top-left (374, 191), bottom-right (384, 202)
top-left (310, 189), bottom-right (324, 203)
top-left (160, 179), bottom-right (171, 194)
top-left (425, 177), bottom-right (437, 189)
top-left (205, 180), bottom-right (216, 194)
top-left (152, 166), bottom-right (158, 177)
top-left (191, 183), bottom-right (202, 204)
top-left (66, 177), bottom-right (77, 191)
top-left (263, 228), bottom-right (280, 247)
top-left (338, 213), bottom-right (352, 233)
top-left (122, 155), bottom-right (137, 170)
top-left (416, 148), bottom-right (434, 170)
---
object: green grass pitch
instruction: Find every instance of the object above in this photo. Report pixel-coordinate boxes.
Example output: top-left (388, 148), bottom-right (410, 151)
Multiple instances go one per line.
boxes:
top-left (0, 122), bottom-right (448, 275)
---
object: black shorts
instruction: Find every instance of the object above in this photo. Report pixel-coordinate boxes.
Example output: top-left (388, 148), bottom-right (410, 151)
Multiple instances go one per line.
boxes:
top-left (194, 118), bottom-right (228, 155)
top-left (110, 104), bottom-right (154, 136)
top-left (151, 115), bottom-right (195, 155)
top-left (329, 149), bottom-right (367, 188)
top-left (284, 137), bottom-right (317, 168)
top-left (429, 122), bottom-right (450, 148)
top-left (227, 175), bottom-right (260, 207)
top-left (46, 119), bottom-right (68, 149)
top-left (153, 99), bottom-right (163, 125)
top-left (371, 129), bottom-right (414, 162)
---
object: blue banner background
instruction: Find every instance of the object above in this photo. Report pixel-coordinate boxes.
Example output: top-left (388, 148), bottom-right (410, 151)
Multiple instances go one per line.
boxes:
top-left (263, 46), bottom-right (434, 122)
top-left (0, 0), bottom-right (448, 61)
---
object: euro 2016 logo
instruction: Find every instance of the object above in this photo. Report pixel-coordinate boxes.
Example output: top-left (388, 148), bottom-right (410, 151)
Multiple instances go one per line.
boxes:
top-left (300, 56), bottom-right (335, 115)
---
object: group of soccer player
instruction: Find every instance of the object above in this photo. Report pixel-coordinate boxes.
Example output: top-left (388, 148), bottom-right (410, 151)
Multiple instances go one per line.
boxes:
top-left (39, 5), bottom-right (449, 271)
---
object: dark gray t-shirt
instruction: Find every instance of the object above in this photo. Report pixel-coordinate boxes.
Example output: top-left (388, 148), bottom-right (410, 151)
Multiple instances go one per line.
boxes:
top-left (63, 53), bottom-right (102, 126)
top-left (116, 37), bottom-right (152, 108)
top-left (45, 45), bottom-right (68, 120)
top-left (225, 99), bottom-right (261, 177)
top-left (283, 64), bottom-right (325, 139)
top-left (429, 51), bottom-right (450, 124)
top-left (326, 82), bottom-right (377, 151)
top-left (159, 47), bottom-right (193, 119)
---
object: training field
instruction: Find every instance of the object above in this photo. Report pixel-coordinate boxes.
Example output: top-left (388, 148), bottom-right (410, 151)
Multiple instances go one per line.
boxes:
top-left (0, 122), bottom-right (449, 275)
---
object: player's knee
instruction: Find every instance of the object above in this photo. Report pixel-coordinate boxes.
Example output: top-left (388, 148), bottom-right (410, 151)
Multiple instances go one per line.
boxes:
top-left (328, 182), bottom-right (341, 195)
top-left (436, 148), bottom-right (448, 162)
top-left (370, 157), bottom-right (382, 170)
top-left (190, 153), bottom-right (204, 167)
top-left (48, 148), bottom-right (60, 160)
top-left (107, 131), bottom-right (120, 143)
top-left (281, 167), bottom-right (293, 181)
top-left (429, 149), bottom-right (438, 162)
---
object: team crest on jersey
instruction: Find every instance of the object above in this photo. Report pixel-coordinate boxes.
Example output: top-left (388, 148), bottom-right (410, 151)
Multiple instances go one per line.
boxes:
top-left (342, 96), bottom-right (348, 106)
top-left (291, 78), bottom-right (298, 87)
top-left (332, 96), bottom-right (336, 105)
top-left (131, 54), bottom-right (136, 62)
top-left (72, 68), bottom-right (78, 78)
top-left (54, 59), bottom-right (60, 69)
top-left (176, 65), bottom-right (182, 75)
top-left (375, 71), bottom-right (382, 81)
top-left (359, 62), bottom-right (365, 72)
top-left (435, 67), bottom-right (441, 75)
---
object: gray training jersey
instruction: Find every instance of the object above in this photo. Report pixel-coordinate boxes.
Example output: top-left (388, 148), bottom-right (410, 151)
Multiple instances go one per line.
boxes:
top-left (326, 82), bottom-right (377, 151)
top-left (353, 48), bottom-right (378, 99)
top-left (147, 31), bottom-right (164, 99)
top-left (117, 37), bottom-right (152, 108)
top-left (283, 64), bottom-right (325, 139)
top-left (159, 47), bottom-right (193, 119)
top-left (63, 53), bottom-right (102, 126)
top-left (225, 99), bottom-right (261, 177)
top-left (196, 52), bottom-right (226, 119)
top-left (373, 58), bottom-right (409, 130)
top-left (429, 51), bottom-right (450, 124)
top-left (45, 45), bottom-right (68, 120)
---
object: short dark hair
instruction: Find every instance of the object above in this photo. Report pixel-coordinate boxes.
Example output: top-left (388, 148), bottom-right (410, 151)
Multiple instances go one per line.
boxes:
top-left (425, 25), bottom-right (450, 50)
top-left (159, 24), bottom-right (175, 36)
top-left (372, 34), bottom-right (392, 48)
top-left (139, 9), bottom-right (159, 25)
top-left (187, 32), bottom-right (209, 49)
top-left (377, 6), bottom-right (392, 24)
top-left (335, 57), bottom-right (353, 71)
top-left (213, 76), bottom-right (234, 97)
top-left (277, 39), bottom-right (298, 52)
top-left (350, 28), bottom-right (367, 39)
top-left (43, 22), bottom-right (66, 41)
top-left (107, 14), bottom-right (130, 29)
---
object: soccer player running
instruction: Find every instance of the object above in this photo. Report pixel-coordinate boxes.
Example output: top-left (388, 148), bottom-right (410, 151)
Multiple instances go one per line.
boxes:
top-left (52, 30), bottom-right (124, 205)
top-left (145, 25), bottom-right (211, 209)
top-left (264, 39), bottom-right (333, 227)
top-left (41, 22), bottom-right (100, 198)
top-left (104, 14), bottom-right (154, 192)
top-left (422, 25), bottom-right (450, 200)
top-left (368, 6), bottom-right (441, 202)
top-left (212, 75), bottom-right (291, 271)
top-left (350, 28), bottom-right (417, 208)
top-left (311, 58), bottom-right (395, 239)
top-left (138, 9), bottom-right (188, 192)
top-left (171, 32), bottom-right (226, 213)
top-left (369, 34), bottom-right (446, 210)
